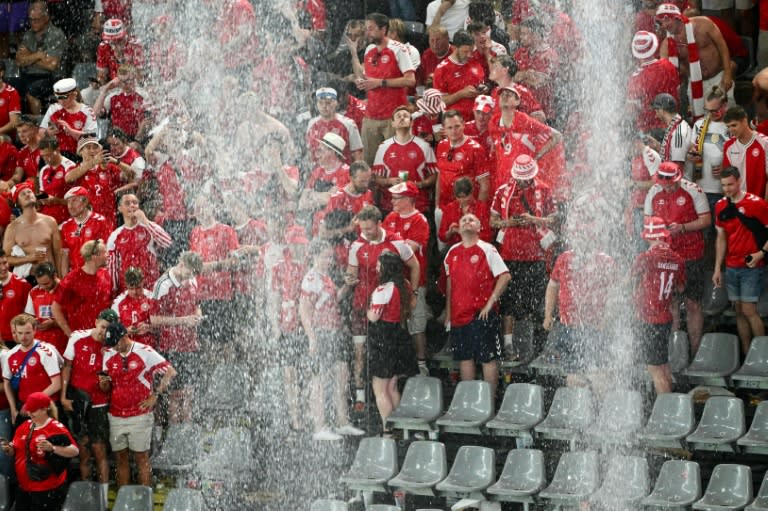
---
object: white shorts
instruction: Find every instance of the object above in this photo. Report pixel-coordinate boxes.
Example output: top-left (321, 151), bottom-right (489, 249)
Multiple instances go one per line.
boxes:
top-left (688, 70), bottom-right (735, 110)
top-left (108, 413), bottom-right (153, 452)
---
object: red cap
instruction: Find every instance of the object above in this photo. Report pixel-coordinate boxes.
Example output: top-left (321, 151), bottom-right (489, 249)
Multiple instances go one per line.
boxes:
top-left (64, 186), bottom-right (90, 200)
top-left (655, 3), bottom-right (682, 19)
top-left (11, 181), bottom-right (34, 205)
top-left (388, 181), bottom-right (420, 198)
top-left (654, 162), bottom-right (682, 184)
top-left (21, 392), bottom-right (52, 414)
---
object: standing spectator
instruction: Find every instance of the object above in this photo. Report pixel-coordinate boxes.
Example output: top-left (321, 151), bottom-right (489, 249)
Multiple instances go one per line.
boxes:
top-left (628, 142), bottom-right (662, 252)
top-left (59, 186), bottom-right (111, 276)
top-left (426, 0), bottom-right (470, 38)
top-left (444, 213), bottom-right (510, 396)
top-left (438, 177), bottom-right (492, 247)
top-left (713, 167), bottom-right (768, 353)
top-left (649, 93), bottom-right (691, 167)
top-left (464, 95), bottom-right (496, 157)
top-left (111, 268), bottom-right (156, 348)
top-left (34, 137), bottom-right (74, 225)
top-left (299, 133), bottom-right (350, 215)
top-left (316, 161), bottom-right (374, 238)
top-left (513, 18), bottom-right (557, 121)
top-left (14, 116), bottom-right (41, 184)
top-left (13, 1), bottom-right (66, 115)
top-left (352, 13), bottom-right (417, 164)
top-left (467, 20), bottom-right (507, 77)
top-left (99, 322), bottom-right (176, 487)
top-left (39, 78), bottom-right (97, 159)
top-left (0, 61), bottom-right (20, 139)
top-left (24, 263), bottom-right (66, 354)
top-left (486, 55), bottom-right (545, 122)
top-left (93, 65), bottom-right (147, 141)
top-left (0, 249), bottom-right (31, 345)
top-left (96, 19), bottom-right (144, 84)
top-left (0, 392), bottom-right (78, 511)
top-left (418, 25), bottom-right (452, 87)
top-left (688, 86), bottom-right (729, 215)
top-left (432, 30), bottom-right (485, 121)
top-left (105, 128), bottom-right (145, 190)
top-left (52, 239), bottom-right (112, 337)
top-left (305, 87), bottom-right (363, 165)
top-left (722, 106), bottom-right (768, 199)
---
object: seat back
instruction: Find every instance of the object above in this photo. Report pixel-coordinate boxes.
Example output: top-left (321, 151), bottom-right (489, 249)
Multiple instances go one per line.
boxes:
top-left (497, 383), bottom-right (544, 423)
top-left (600, 456), bottom-right (649, 500)
top-left (756, 470), bottom-right (768, 499)
top-left (698, 396), bottom-right (745, 436)
top-left (445, 380), bottom-right (493, 420)
top-left (645, 393), bottom-right (695, 435)
top-left (668, 330), bottom-right (690, 372)
top-left (113, 485), bottom-right (153, 511)
top-left (649, 460), bottom-right (701, 502)
top-left (396, 376), bottom-right (443, 418)
top-left (196, 427), bottom-right (252, 474)
top-left (701, 464), bottom-right (753, 507)
top-left (741, 336), bottom-right (768, 374)
top-left (497, 449), bottom-right (545, 491)
top-left (367, 506), bottom-right (401, 511)
top-left (72, 62), bottom-right (98, 90)
top-left (688, 333), bottom-right (739, 375)
top-left (747, 401), bottom-right (768, 437)
top-left (347, 437), bottom-right (398, 480)
top-left (445, 446), bottom-right (495, 487)
top-left (550, 451), bottom-right (599, 495)
top-left (543, 386), bottom-right (594, 429)
top-left (62, 481), bottom-right (104, 511)
top-left (309, 499), bottom-right (348, 511)
top-left (595, 389), bottom-right (643, 433)
top-left (399, 441), bottom-right (447, 482)
top-left (162, 489), bottom-right (203, 511)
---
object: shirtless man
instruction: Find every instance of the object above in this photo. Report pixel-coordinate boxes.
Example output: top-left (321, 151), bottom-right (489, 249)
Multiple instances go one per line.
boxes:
top-left (657, 3), bottom-right (734, 108)
top-left (2, 182), bottom-right (62, 277)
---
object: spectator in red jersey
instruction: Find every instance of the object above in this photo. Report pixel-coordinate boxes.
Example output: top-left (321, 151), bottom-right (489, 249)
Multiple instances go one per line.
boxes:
top-left (60, 309), bottom-right (115, 507)
top-left (351, 12), bottom-right (417, 164)
top-left (106, 194), bottom-right (172, 293)
top-left (432, 30), bottom-right (486, 121)
top-left (464, 94), bottom-right (496, 157)
top-left (32, 136), bottom-right (74, 227)
top-left (628, 142), bottom-right (662, 253)
top-left (367, 251), bottom-right (418, 436)
top-left (100, 321), bottom-right (176, 487)
top-left (305, 87), bottom-right (363, 165)
top-left (411, 87), bottom-right (445, 145)
top-left (112, 268), bottom-right (157, 349)
top-left (94, 65), bottom-right (148, 142)
top-left (490, 155), bottom-right (557, 361)
top-left (435, 110), bottom-right (490, 211)
top-left (632, 217), bottom-right (686, 394)
top-left (11, 117), bottom-right (40, 186)
top-left (723, 106), bottom-right (768, 200)
top-left (227, 195), bottom-right (267, 329)
top-left (59, 186), bottom-right (112, 276)
top-left (299, 132), bottom-right (351, 215)
top-left (3, 180), bottom-right (63, 276)
top-left (0, 392), bottom-right (78, 511)
top-left (24, 263), bottom-right (66, 354)
top-left (39, 78), bottom-right (98, 160)
top-left (713, 167), bottom-right (768, 354)
top-left (372, 106), bottom-right (437, 214)
top-left (513, 18), bottom-right (557, 121)
top-left (418, 25), bottom-right (452, 87)
top-left (0, 136), bottom-right (18, 191)
top-left (467, 20), bottom-right (508, 78)
top-left (150, 252), bottom-right (203, 423)
top-left (438, 177), bottom-right (492, 248)
top-left (0, 249), bottom-right (32, 345)
top-left (444, 213), bottom-right (510, 397)
top-left (487, 54), bottom-right (545, 123)
top-left (3, 314), bottom-right (62, 425)
top-left (96, 19), bottom-right (145, 84)
top-left (316, 160), bottom-right (374, 239)
top-left (0, 61), bottom-right (20, 139)
top-left (384, 182), bottom-right (431, 375)
top-left (52, 239), bottom-right (112, 337)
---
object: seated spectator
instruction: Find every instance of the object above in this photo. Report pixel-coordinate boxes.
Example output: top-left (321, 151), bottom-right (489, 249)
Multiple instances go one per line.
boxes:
top-left (39, 78), bottom-right (98, 160)
top-left (94, 65), bottom-right (147, 141)
top-left (96, 19), bottom-right (144, 84)
top-left (305, 87), bottom-right (363, 165)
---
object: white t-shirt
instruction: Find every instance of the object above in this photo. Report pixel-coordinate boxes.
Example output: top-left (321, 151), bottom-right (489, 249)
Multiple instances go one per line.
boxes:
top-left (691, 118), bottom-right (729, 194)
top-left (425, 0), bottom-right (471, 38)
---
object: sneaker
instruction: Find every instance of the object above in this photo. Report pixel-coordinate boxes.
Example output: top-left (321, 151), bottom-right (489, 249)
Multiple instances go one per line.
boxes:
top-left (336, 424), bottom-right (365, 436)
top-left (418, 364), bottom-right (430, 376)
top-left (312, 429), bottom-right (342, 441)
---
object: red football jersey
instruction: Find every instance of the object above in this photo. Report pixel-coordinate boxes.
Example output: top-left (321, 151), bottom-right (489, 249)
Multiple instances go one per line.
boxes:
top-left (0, 274), bottom-right (31, 341)
top-left (305, 164), bottom-right (350, 192)
top-left (627, 59), bottom-right (680, 132)
top-left (53, 267), bottom-right (112, 333)
top-left (550, 250), bottom-right (616, 327)
top-left (38, 158), bottom-right (76, 224)
top-left (25, 285), bottom-right (67, 354)
top-left (0, 83), bottom-right (21, 134)
top-left (111, 290), bottom-right (157, 348)
top-left (68, 163), bottom-right (124, 230)
top-left (271, 259), bottom-right (306, 333)
top-left (369, 281), bottom-right (405, 323)
top-left (418, 45), bottom-right (453, 85)
top-left (435, 136), bottom-right (490, 208)
top-left (632, 243), bottom-right (687, 324)
top-left (152, 271), bottom-right (199, 352)
top-left (189, 222), bottom-right (240, 301)
top-left (491, 179), bottom-right (555, 261)
top-left (41, 104), bottom-right (97, 155)
top-left (154, 160), bottom-right (188, 223)
top-left (2, 342), bottom-right (61, 402)
top-left (723, 133), bottom-right (768, 199)
top-left (300, 268), bottom-right (342, 331)
top-left (16, 145), bottom-right (40, 180)
top-left (348, 230), bottom-right (414, 309)
top-left (106, 222), bottom-right (172, 292)
top-left (63, 330), bottom-right (110, 406)
top-left (103, 342), bottom-right (170, 417)
top-left (96, 39), bottom-right (145, 81)
top-left (513, 45), bottom-right (557, 119)
top-left (305, 114), bottom-right (362, 163)
top-left (12, 419), bottom-right (76, 493)
top-left (372, 136), bottom-right (437, 212)
top-left (363, 40), bottom-right (417, 120)
top-left (233, 218), bottom-right (268, 295)
top-left (715, 193), bottom-right (768, 268)
top-left (383, 210), bottom-right (429, 286)
top-left (438, 198), bottom-right (492, 245)
top-left (644, 180), bottom-right (709, 260)
top-left (489, 83), bottom-right (544, 119)
top-left (0, 141), bottom-right (17, 181)
top-left (60, 211), bottom-right (112, 272)
top-left (432, 55), bottom-right (485, 120)
top-left (105, 90), bottom-right (145, 139)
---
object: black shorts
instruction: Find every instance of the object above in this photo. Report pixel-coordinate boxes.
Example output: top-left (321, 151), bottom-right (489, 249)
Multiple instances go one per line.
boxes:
top-left (451, 313), bottom-right (501, 363)
top-left (499, 261), bottom-right (548, 319)
top-left (15, 484), bottom-right (67, 511)
top-left (278, 332), bottom-right (307, 364)
top-left (683, 259), bottom-right (705, 302)
top-left (82, 405), bottom-right (110, 444)
top-left (368, 321), bottom-right (417, 379)
top-left (633, 320), bottom-right (671, 366)
top-left (549, 323), bottom-right (608, 373)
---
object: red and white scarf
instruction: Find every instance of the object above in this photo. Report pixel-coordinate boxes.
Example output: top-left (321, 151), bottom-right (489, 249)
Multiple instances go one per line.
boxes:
top-left (667, 16), bottom-right (704, 119)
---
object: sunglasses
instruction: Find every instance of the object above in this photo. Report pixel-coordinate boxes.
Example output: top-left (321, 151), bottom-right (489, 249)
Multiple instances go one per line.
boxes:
top-left (55, 94), bottom-right (71, 100)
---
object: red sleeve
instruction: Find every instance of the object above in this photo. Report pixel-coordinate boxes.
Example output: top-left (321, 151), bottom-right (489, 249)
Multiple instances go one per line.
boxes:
top-left (96, 44), bottom-right (109, 70)
top-left (8, 89), bottom-right (20, 115)
top-left (226, 228), bottom-right (240, 251)
top-left (722, 140), bottom-right (732, 168)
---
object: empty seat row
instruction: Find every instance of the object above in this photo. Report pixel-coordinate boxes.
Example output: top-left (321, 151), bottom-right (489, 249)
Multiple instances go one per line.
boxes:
top-left (62, 483), bottom-right (200, 511)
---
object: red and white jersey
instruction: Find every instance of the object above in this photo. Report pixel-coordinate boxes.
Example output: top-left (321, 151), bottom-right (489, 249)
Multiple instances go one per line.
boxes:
top-left (435, 136), bottom-right (490, 208)
top-left (383, 210), bottom-right (429, 286)
top-left (271, 258), bottom-right (306, 333)
top-left (630, 150), bottom-right (660, 209)
top-left (363, 40), bottom-right (417, 120)
top-left (627, 59), bottom-right (680, 132)
top-left (152, 270), bottom-right (199, 352)
top-left (0, 141), bottom-right (18, 181)
top-left (25, 285), bottom-right (67, 354)
top-left (632, 243), bottom-right (686, 324)
top-left (715, 193), bottom-right (768, 268)
top-left (644, 179), bottom-right (709, 260)
top-left (348, 230), bottom-right (415, 309)
top-left (550, 250), bottom-right (616, 327)
top-left (63, 330), bottom-right (110, 406)
top-left (464, 121), bottom-right (494, 159)
top-left (0, 274), bottom-right (31, 341)
top-left (12, 418), bottom-right (76, 493)
top-left (300, 268), bottom-right (342, 331)
top-left (432, 55), bottom-right (485, 120)
top-left (418, 45), bottom-right (453, 84)
top-left (305, 163), bottom-right (350, 192)
top-left (373, 136), bottom-right (437, 212)
top-left (154, 160), bottom-right (188, 223)
top-left (369, 281), bottom-right (404, 323)
top-left (53, 267), bottom-right (112, 333)
top-left (2, 341), bottom-right (61, 403)
top-left (112, 290), bottom-right (157, 348)
top-left (40, 103), bottom-right (97, 155)
top-left (96, 39), bottom-right (145, 81)
top-left (470, 37), bottom-right (507, 76)
top-left (103, 341), bottom-right (170, 417)
top-left (16, 145), bottom-right (40, 180)
top-left (723, 133), bottom-right (768, 198)
top-left (104, 90), bottom-right (146, 139)
top-left (491, 179), bottom-right (555, 261)
top-left (513, 45), bottom-right (557, 119)
top-left (326, 186), bottom-right (373, 214)
top-left (0, 83), bottom-right (21, 132)
top-left (113, 145), bottom-right (146, 180)
top-left (189, 222), bottom-right (240, 301)
top-left (67, 163), bottom-right (124, 230)
top-left (444, 240), bottom-right (508, 327)
top-left (38, 157), bottom-right (76, 224)
top-left (106, 221), bottom-right (172, 293)
top-left (60, 211), bottom-right (112, 272)
top-left (305, 114), bottom-right (363, 163)
top-left (489, 83), bottom-right (544, 119)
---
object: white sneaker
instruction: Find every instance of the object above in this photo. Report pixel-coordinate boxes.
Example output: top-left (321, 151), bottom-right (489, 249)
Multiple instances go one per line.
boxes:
top-left (312, 429), bottom-right (342, 441)
top-left (336, 424), bottom-right (365, 436)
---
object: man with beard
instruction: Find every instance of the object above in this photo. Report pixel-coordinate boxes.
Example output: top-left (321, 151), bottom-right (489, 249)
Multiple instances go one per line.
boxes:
top-left (24, 262), bottom-right (66, 354)
top-left (316, 161), bottom-right (374, 239)
top-left (59, 186), bottom-right (112, 276)
top-left (688, 86), bottom-right (729, 216)
top-left (432, 30), bottom-right (486, 121)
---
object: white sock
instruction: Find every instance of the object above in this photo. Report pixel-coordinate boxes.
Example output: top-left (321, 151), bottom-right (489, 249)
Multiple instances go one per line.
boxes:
top-left (356, 388), bottom-right (365, 403)
top-left (101, 483), bottom-right (109, 507)
top-left (503, 334), bottom-right (514, 347)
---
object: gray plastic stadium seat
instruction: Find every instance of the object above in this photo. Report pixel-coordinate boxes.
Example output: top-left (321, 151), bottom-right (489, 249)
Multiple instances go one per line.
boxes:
top-left (403, 21), bottom-right (425, 33)
top-left (387, 376), bottom-right (443, 438)
top-left (486, 449), bottom-right (545, 509)
top-left (534, 386), bottom-right (594, 442)
top-left (113, 485), bottom-right (153, 511)
top-left (590, 389), bottom-right (644, 440)
top-left (738, 401), bottom-right (768, 454)
top-left (682, 333), bottom-right (740, 386)
top-left (733, 337), bottom-right (768, 389)
top-left (638, 392), bottom-right (696, 449)
top-left (162, 489), bottom-right (203, 511)
top-left (669, 330), bottom-right (690, 373)
top-left (195, 427), bottom-right (253, 475)
top-left (367, 506), bottom-right (400, 511)
top-left (72, 62), bottom-right (97, 90)
top-left (0, 475), bottom-right (7, 511)
top-left (485, 383), bottom-right (544, 438)
top-left (310, 499), bottom-right (348, 511)
top-left (642, 460), bottom-right (702, 508)
top-left (152, 422), bottom-right (202, 472)
top-left (388, 441), bottom-right (447, 496)
top-left (591, 456), bottom-right (649, 507)
top-left (538, 451), bottom-right (599, 506)
top-left (62, 481), bottom-right (104, 511)
top-left (436, 380), bottom-right (493, 434)
top-left (747, 471), bottom-right (768, 511)
top-left (436, 445), bottom-right (495, 497)
top-left (693, 464), bottom-right (753, 510)
top-left (341, 437), bottom-right (398, 493)
top-left (202, 363), bottom-right (252, 411)
top-left (686, 396), bottom-right (745, 453)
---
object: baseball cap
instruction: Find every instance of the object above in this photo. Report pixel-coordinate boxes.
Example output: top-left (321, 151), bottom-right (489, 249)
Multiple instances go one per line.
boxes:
top-left (97, 309), bottom-right (119, 324)
top-left (77, 136), bottom-right (102, 154)
top-left (11, 181), bottom-right (33, 205)
top-left (498, 84), bottom-right (521, 98)
top-left (654, 161), bottom-right (682, 183)
top-left (64, 186), bottom-right (90, 201)
top-left (103, 18), bottom-right (126, 40)
top-left (21, 392), bottom-right (52, 414)
top-left (474, 95), bottom-right (495, 113)
top-left (643, 216), bottom-right (671, 240)
top-left (388, 181), bottom-right (419, 198)
top-left (315, 87), bottom-right (338, 100)
top-left (632, 31), bottom-right (658, 60)
top-left (53, 78), bottom-right (77, 95)
top-left (105, 322), bottom-right (128, 347)
top-left (510, 154), bottom-right (539, 180)
top-left (319, 132), bottom-right (346, 159)
top-left (650, 92), bottom-right (677, 112)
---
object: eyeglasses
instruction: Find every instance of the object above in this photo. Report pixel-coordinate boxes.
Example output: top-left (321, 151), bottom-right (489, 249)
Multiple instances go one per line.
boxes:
top-left (704, 106), bottom-right (724, 113)
top-left (55, 94), bottom-right (70, 100)
top-left (446, 148), bottom-right (456, 162)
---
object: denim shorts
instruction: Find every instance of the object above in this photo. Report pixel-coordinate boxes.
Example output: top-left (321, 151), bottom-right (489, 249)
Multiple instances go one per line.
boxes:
top-left (725, 266), bottom-right (763, 302)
